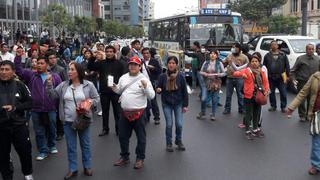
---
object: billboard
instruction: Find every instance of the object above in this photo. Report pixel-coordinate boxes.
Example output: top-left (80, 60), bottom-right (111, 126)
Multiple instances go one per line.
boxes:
top-left (199, 0), bottom-right (229, 9)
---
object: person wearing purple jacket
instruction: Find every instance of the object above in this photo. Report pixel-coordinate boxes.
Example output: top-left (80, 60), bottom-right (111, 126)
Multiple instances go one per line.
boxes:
top-left (14, 52), bottom-right (62, 161)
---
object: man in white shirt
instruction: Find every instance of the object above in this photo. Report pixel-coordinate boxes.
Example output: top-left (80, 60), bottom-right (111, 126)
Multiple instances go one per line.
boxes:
top-left (0, 43), bottom-right (15, 62)
top-left (112, 56), bottom-right (155, 170)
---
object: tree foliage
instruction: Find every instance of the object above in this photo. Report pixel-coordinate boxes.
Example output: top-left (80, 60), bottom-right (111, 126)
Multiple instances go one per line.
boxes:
top-left (102, 20), bottom-right (144, 38)
top-left (260, 15), bottom-right (300, 34)
top-left (228, 0), bottom-right (287, 22)
top-left (40, 4), bottom-right (70, 34)
top-left (67, 16), bottom-right (97, 34)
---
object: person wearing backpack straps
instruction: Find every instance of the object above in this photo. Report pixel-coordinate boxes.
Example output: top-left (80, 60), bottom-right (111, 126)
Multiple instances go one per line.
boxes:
top-left (233, 52), bottom-right (269, 140)
top-left (112, 56), bottom-right (155, 170)
top-left (197, 49), bottom-right (226, 121)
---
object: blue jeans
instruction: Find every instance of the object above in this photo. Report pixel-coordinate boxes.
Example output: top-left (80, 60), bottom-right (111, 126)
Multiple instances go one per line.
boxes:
top-left (64, 122), bottom-right (92, 172)
top-left (32, 111), bottom-right (57, 154)
top-left (162, 103), bottom-right (183, 145)
top-left (269, 78), bottom-right (287, 109)
top-left (311, 135), bottom-right (320, 170)
top-left (224, 78), bottom-right (244, 112)
top-left (202, 90), bottom-right (219, 116)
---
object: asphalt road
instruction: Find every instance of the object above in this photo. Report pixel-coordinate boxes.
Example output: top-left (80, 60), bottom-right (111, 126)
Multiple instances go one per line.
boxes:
top-left (8, 89), bottom-right (320, 180)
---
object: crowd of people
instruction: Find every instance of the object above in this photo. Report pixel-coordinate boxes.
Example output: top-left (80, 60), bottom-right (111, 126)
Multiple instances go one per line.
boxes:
top-left (1, 37), bottom-right (320, 180)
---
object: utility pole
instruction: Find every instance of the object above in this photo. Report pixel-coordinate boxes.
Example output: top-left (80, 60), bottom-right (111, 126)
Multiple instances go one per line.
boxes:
top-left (301, 0), bottom-right (308, 36)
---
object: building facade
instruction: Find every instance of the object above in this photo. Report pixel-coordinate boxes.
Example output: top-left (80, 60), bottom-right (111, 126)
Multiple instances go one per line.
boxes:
top-left (101, 0), bottom-right (144, 26)
top-left (274, 0), bottom-right (320, 38)
top-left (143, 0), bottom-right (154, 35)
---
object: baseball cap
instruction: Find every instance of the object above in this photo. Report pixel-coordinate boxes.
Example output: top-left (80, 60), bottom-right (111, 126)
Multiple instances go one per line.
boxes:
top-left (129, 56), bottom-right (142, 65)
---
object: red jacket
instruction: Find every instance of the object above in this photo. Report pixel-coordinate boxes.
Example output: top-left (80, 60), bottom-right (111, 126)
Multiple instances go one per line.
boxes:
top-left (233, 67), bottom-right (269, 99)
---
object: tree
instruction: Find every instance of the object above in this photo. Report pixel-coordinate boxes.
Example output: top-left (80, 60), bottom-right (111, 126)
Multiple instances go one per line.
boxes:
top-left (73, 16), bottom-right (97, 34)
top-left (260, 15), bottom-right (300, 34)
top-left (228, 0), bottom-right (288, 22)
top-left (40, 4), bottom-right (70, 38)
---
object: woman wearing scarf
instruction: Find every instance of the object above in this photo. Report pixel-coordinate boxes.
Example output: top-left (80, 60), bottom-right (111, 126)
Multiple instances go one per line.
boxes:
top-left (233, 52), bottom-right (269, 140)
top-left (156, 56), bottom-right (189, 152)
top-left (198, 49), bottom-right (226, 121)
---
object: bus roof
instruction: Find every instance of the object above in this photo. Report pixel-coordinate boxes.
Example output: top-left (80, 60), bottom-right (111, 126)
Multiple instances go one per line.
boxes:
top-left (150, 11), bottom-right (241, 23)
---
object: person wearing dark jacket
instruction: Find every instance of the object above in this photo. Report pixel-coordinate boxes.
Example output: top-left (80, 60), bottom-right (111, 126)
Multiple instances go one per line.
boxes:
top-left (119, 46), bottom-right (130, 73)
top-left (184, 41), bottom-right (205, 90)
top-left (141, 48), bottom-right (162, 124)
top-left (291, 44), bottom-right (320, 122)
top-left (0, 61), bottom-right (34, 180)
top-left (156, 56), bottom-right (189, 152)
top-left (80, 50), bottom-right (98, 87)
top-left (88, 45), bottom-right (125, 136)
top-left (47, 50), bottom-right (68, 141)
top-left (14, 53), bottom-right (62, 161)
top-left (263, 41), bottom-right (290, 113)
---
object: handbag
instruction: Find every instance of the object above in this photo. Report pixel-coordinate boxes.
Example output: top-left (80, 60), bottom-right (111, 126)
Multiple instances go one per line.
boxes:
top-left (71, 89), bottom-right (91, 130)
top-left (311, 111), bottom-right (320, 135)
top-left (250, 69), bottom-right (268, 105)
top-left (206, 78), bottom-right (222, 91)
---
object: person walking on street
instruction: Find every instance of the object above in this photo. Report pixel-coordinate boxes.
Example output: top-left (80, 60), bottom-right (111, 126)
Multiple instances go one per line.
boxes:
top-left (88, 46), bottom-right (125, 136)
top-left (291, 44), bottom-right (320, 122)
top-left (46, 62), bottom-right (100, 179)
top-left (184, 41), bottom-right (205, 91)
top-left (287, 71), bottom-right (320, 175)
top-left (0, 61), bottom-right (34, 180)
top-left (141, 47), bottom-right (161, 124)
top-left (14, 53), bottom-right (62, 161)
top-left (47, 50), bottom-right (68, 141)
top-left (263, 40), bottom-right (290, 113)
top-left (197, 50), bottom-right (226, 121)
top-left (223, 43), bottom-right (249, 114)
top-left (112, 56), bottom-right (155, 169)
top-left (156, 56), bottom-right (189, 152)
top-left (233, 53), bottom-right (269, 140)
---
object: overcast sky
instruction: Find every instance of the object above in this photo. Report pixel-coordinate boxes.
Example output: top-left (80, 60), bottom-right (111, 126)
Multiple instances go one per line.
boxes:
top-left (153, 0), bottom-right (198, 19)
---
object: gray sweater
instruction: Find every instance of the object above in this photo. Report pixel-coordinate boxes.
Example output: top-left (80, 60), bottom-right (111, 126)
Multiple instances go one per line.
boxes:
top-left (291, 54), bottom-right (320, 82)
top-left (46, 80), bottom-right (100, 122)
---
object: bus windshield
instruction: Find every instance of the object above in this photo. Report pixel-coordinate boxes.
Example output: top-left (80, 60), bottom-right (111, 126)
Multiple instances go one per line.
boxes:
top-left (189, 23), bottom-right (241, 47)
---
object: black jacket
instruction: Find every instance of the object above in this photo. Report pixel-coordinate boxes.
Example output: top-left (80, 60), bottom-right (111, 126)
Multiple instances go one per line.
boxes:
top-left (87, 57), bottom-right (125, 94)
top-left (157, 72), bottom-right (189, 107)
top-left (263, 51), bottom-right (290, 79)
top-left (0, 79), bottom-right (32, 127)
top-left (142, 58), bottom-right (162, 82)
top-left (50, 64), bottom-right (68, 81)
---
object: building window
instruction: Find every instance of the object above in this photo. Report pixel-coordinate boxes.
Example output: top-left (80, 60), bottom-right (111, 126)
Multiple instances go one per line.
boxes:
top-left (318, 0), bottom-right (320, 9)
top-left (104, 5), bottom-right (110, 11)
top-left (291, 0), bottom-right (298, 12)
top-left (311, 0), bottom-right (314, 10)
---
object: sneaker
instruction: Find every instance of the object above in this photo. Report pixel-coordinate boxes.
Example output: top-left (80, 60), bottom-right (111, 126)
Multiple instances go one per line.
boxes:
top-left (245, 131), bottom-right (254, 140)
top-left (281, 108), bottom-right (287, 113)
top-left (238, 123), bottom-right (246, 129)
top-left (166, 144), bottom-right (174, 152)
top-left (255, 129), bottom-right (265, 138)
top-left (50, 147), bottom-right (58, 154)
top-left (223, 110), bottom-right (230, 115)
top-left (56, 134), bottom-right (64, 141)
top-left (97, 111), bottom-right (102, 116)
top-left (24, 174), bottom-right (34, 180)
top-left (175, 141), bottom-right (186, 151)
top-left (268, 107), bottom-right (276, 112)
top-left (36, 153), bottom-right (48, 161)
top-left (217, 103), bottom-right (223, 107)
top-left (300, 118), bottom-right (307, 122)
top-left (154, 118), bottom-right (160, 125)
top-left (308, 166), bottom-right (320, 175)
top-left (210, 114), bottom-right (215, 121)
top-left (196, 112), bottom-right (205, 120)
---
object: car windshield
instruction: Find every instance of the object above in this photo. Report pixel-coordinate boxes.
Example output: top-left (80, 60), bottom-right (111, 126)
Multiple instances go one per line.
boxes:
top-left (289, 39), bottom-right (320, 53)
top-left (189, 23), bottom-right (241, 46)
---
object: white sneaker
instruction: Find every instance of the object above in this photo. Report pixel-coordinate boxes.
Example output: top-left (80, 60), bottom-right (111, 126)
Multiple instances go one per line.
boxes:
top-left (35, 153), bottom-right (48, 161)
top-left (25, 174), bottom-right (34, 180)
top-left (50, 147), bottom-right (58, 154)
top-left (98, 111), bottom-right (102, 116)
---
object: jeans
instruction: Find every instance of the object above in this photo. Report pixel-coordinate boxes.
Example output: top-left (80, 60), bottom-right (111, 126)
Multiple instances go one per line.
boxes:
top-left (191, 67), bottom-right (198, 89)
top-left (162, 103), bottom-right (183, 145)
top-left (297, 80), bottom-right (310, 119)
top-left (201, 90), bottom-right (219, 116)
top-left (0, 125), bottom-right (32, 180)
top-left (311, 135), bottom-right (320, 170)
top-left (119, 113), bottom-right (146, 160)
top-left (64, 122), bottom-right (91, 172)
top-left (32, 111), bottom-right (57, 154)
top-left (224, 78), bottom-right (244, 112)
top-left (244, 98), bottom-right (261, 131)
top-left (269, 78), bottom-right (287, 109)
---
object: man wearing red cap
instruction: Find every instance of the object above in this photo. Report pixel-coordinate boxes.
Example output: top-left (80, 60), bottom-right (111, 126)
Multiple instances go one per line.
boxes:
top-left (112, 56), bottom-right (155, 169)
